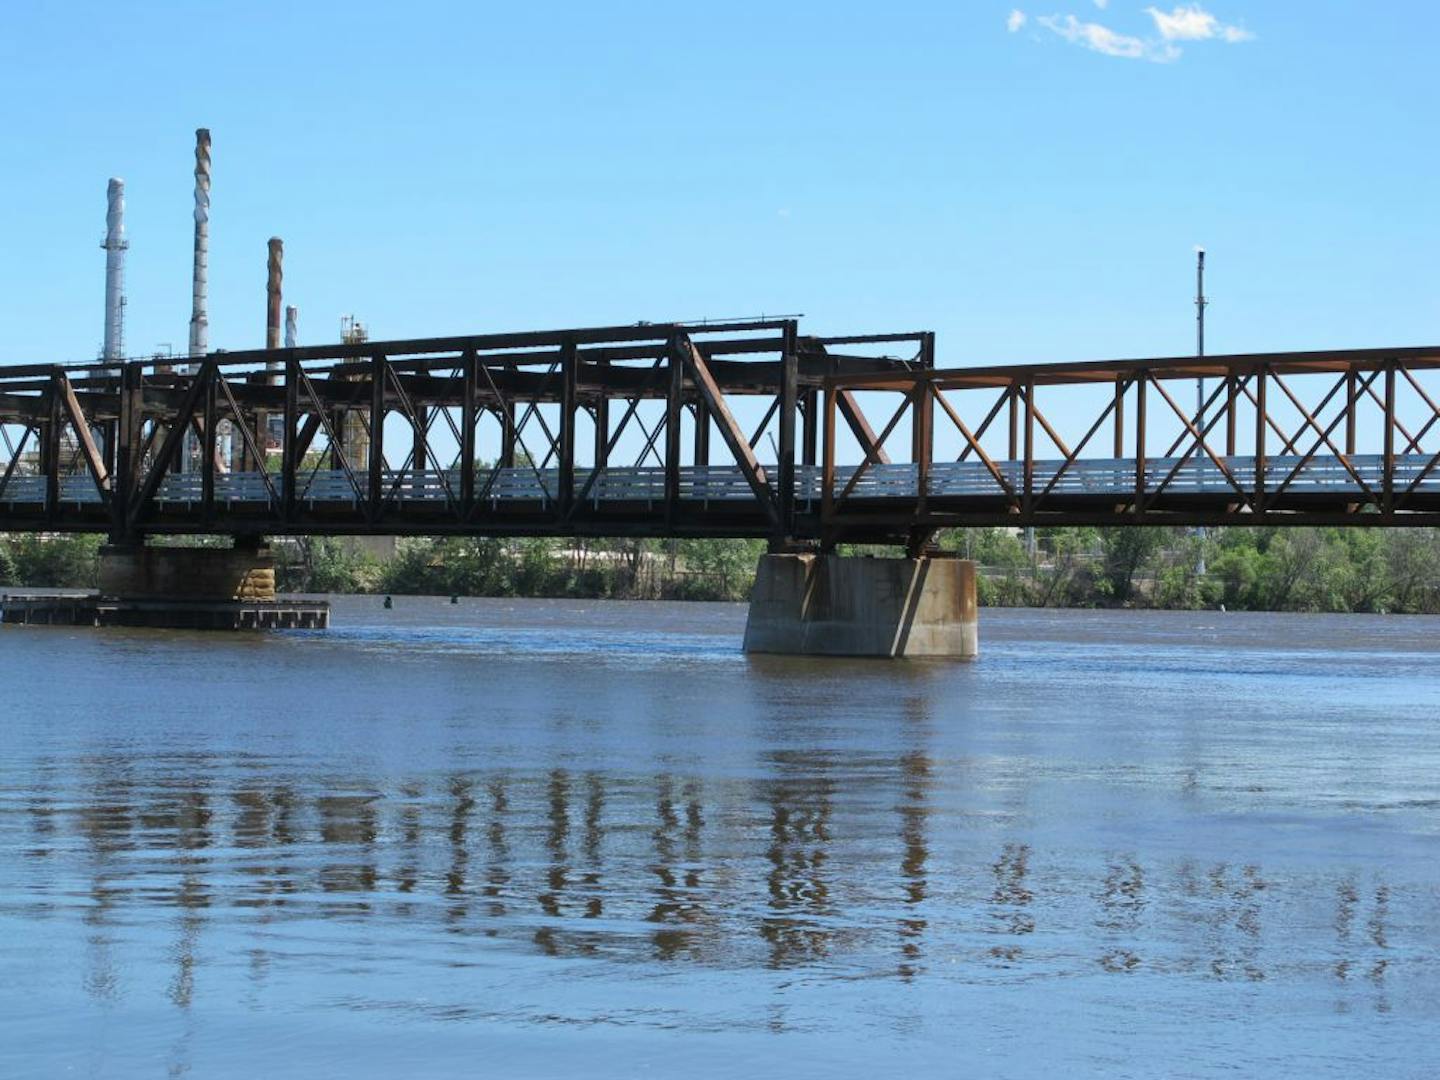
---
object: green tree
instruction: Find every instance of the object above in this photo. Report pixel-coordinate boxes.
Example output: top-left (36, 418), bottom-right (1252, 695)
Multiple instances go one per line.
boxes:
top-left (670, 538), bottom-right (764, 600)
top-left (1098, 528), bottom-right (1170, 605)
top-left (300, 538), bottom-right (381, 594)
top-left (379, 538), bottom-right (448, 595)
top-left (3, 534), bottom-right (102, 589)
top-left (1385, 529), bottom-right (1440, 613)
top-left (1032, 526), bottom-right (1098, 607)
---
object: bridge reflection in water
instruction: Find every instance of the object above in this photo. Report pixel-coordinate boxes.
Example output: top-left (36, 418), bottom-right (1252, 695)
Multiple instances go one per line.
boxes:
top-left (14, 755), bottom-right (1402, 1004)
top-left (3, 599), bottom-right (1431, 1077)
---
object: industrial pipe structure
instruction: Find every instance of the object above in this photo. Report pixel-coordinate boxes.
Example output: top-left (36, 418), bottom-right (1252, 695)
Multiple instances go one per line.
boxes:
top-left (101, 179), bottom-right (127, 362)
top-left (183, 128), bottom-right (212, 473)
top-left (188, 129), bottom-right (211, 363)
top-left (266, 238), bottom-right (283, 355)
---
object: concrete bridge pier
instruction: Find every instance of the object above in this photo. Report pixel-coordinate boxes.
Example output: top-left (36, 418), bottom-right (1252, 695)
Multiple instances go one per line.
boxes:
top-left (743, 553), bottom-right (978, 659)
top-left (99, 539), bottom-right (278, 602)
top-left (3, 539), bottom-right (332, 629)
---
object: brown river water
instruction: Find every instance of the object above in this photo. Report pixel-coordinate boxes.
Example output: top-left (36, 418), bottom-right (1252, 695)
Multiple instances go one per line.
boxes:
top-left (1, 599), bottom-right (1437, 1078)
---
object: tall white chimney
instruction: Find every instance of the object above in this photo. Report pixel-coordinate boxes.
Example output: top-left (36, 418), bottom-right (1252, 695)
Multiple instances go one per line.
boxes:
top-left (285, 305), bottom-right (298, 349)
top-left (188, 128), bottom-right (211, 364)
top-left (182, 129), bottom-right (211, 474)
top-left (102, 178), bottom-right (128, 361)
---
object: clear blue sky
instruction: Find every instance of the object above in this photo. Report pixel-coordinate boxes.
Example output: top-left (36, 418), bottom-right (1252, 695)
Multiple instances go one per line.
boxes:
top-left (1, 0), bottom-right (1435, 370)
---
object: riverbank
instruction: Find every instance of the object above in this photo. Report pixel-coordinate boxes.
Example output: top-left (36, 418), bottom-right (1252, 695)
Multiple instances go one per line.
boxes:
top-left (4, 525), bottom-right (1439, 613)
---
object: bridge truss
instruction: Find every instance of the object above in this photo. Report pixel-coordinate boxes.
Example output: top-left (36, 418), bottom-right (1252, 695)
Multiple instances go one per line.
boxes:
top-left (0, 320), bottom-right (925, 547)
top-left (2, 321), bottom-right (1438, 551)
top-left (822, 345), bottom-right (1440, 547)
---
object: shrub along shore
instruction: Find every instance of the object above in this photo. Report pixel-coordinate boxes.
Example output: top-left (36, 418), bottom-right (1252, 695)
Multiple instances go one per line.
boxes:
top-left (2, 527), bottom-right (1438, 613)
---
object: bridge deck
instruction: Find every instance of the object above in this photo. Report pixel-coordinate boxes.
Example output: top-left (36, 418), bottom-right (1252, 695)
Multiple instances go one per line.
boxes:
top-left (5, 454), bottom-right (1439, 536)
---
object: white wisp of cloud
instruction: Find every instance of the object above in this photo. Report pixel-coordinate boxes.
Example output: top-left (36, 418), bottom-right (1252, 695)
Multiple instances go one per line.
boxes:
top-left (1023, 3), bottom-right (1254, 62)
top-left (1037, 13), bottom-right (1179, 62)
top-left (1145, 4), bottom-right (1254, 43)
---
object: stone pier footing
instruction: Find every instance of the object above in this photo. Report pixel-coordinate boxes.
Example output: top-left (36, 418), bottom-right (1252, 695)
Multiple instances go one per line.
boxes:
top-left (3, 541), bottom-right (335, 630)
top-left (99, 543), bottom-right (277, 602)
top-left (743, 553), bottom-right (978, 659)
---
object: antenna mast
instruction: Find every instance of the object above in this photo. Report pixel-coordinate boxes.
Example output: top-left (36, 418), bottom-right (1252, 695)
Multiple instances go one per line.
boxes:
top-left (1195, 246), bottom-right (1208, 423)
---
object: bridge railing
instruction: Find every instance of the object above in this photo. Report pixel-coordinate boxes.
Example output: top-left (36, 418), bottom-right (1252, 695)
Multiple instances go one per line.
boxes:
top-left (10, 457), bottom-right (1439, 514)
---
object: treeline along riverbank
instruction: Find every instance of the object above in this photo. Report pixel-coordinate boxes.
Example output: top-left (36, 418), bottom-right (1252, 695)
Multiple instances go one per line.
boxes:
top-left (3, 527), bottom-right (1438, 614)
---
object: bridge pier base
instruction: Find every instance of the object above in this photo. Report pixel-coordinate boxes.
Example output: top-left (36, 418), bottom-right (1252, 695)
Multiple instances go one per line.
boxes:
top-left (4, 540), bottom-right (332, 629)
top-left (743, 553), bottom-right (978, 659)
top-left (99, 541), bottom-right (278, 602)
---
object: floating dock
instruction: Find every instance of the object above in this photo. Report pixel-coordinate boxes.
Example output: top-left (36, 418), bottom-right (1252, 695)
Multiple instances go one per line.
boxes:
top-left (0, 593), bottom-right (328, 630)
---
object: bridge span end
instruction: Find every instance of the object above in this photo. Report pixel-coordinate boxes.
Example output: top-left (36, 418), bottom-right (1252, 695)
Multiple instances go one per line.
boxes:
top-left (744, 553), bottom-right (978, 659)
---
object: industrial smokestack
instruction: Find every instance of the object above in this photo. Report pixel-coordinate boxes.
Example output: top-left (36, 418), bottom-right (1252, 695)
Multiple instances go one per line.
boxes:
top-left (285, 305), bottom-right (298, 349)
top-left (266, 237), bottom-right (283, 358)
top-left (188, 129), bottom-right (211, 364)
top-left (102, 178), bottom-right (128, 361)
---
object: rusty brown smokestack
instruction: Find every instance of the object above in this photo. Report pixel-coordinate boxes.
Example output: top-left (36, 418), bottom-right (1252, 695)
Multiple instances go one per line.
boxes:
top-left (266, 236), bottom-right (284, 355)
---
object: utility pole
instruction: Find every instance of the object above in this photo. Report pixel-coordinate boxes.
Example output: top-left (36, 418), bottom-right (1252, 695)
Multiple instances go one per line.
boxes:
top-left (1195, 246), bottom-right (1207, 422)
top-left (1194, 246), bottom-right (1208, 579)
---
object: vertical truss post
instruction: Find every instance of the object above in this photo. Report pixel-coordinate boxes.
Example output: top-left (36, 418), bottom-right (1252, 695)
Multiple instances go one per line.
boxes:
top-left (460, 347), bottom-right (477, 512)
top-left (559, 338), bottom-right (577, 520)
top-left (665, 335), bottom-right (684, 525)
top-left (169, 385), bottom-right (187, 478)
top-left (252, 372), bottom-right (268, 475)
top-left (282, 357), bottom-right (299, 523)
top-left (111, 361), bottom-right (141, 542)
top-left (821, 383), bottom-right (837, 528)
top-left (1345, 367), bottom-right (1358, 456)
top-left (330, 406), bottom-right (345, 470)
top-left (1254, 364), bottom-right (1267, 509)
top-left (776, 321), bottom-right (798, 538)
top-left (801, 390), bottom-right (818, 467)
top-left (411, 403), bottom-right (428, 474)
top-left (500, 397), bottom-right (516, 469)
top-left (369, 353), bottom-right (385, 520)
top-left (1113, 375), bottom-right (1126, 458)
top-left (43, 371), bottom-right (61, 521)
top-left (1134, 371), bottom-right (1148, 512)
top-left (103, 410), bottom-right (119, 483)
top-left (1008, 382), bottom-right (1020, 462)
top-left (594, 362), bottom-right (612, 470)
top-left (912, 374), bottom-right (932, 514)
top-left (1226, 373), bottom-right (1238, 457)
top-left (202, 364), bottom-right (217, 522)
top-left (692, 400), bottom-right (710, 466)
top-left (1383, 359), bottom-right (1396, 515)
top-left (1022, 378), bottom-right (1035, 515)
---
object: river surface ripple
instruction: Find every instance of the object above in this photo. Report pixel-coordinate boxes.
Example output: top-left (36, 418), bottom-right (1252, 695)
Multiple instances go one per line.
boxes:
top-left (1, 600), bottom-right (1437, 1078)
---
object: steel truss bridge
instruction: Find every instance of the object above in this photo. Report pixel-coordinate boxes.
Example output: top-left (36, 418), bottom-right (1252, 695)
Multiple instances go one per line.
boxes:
top-left (2, 319), bottom-right (1439, 551)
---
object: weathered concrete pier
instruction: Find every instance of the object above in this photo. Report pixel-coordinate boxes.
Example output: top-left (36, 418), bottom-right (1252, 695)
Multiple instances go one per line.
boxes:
top-left (744, 554), bottom-right (978, 658)
top-left (98, 541), bottom-right (278, 602)
top-left (2, 542), bottom-right (327, 630)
